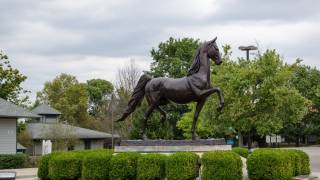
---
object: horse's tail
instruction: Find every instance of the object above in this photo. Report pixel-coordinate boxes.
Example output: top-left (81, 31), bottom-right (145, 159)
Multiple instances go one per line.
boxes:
top-left (116, 74), bottom-right (152, 122)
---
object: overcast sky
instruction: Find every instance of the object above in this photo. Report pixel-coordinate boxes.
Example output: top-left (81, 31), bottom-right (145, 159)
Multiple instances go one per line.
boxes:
top-left (0, 0), bottom-right (319, 101)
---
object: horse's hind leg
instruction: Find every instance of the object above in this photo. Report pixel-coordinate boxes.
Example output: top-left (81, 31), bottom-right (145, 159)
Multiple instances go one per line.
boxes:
top-left (141, 104), bottom-right (156, 140)
top-left (157, 107), bottom-right (167, 125)
top-left (191, 100), bottom-right (205, 140)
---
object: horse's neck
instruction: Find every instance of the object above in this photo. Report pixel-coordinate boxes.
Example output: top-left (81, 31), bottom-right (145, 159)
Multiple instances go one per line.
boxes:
top-left (196, 54), bottom-right (210, 82)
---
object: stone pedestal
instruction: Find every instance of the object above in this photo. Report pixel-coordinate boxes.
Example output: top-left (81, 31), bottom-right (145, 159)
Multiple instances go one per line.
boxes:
top-left (115, 139), bottom-right (231, 154)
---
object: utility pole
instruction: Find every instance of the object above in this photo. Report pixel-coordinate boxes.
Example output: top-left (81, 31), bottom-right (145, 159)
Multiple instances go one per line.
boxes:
top-left (238, 45), bottom-right (257, 152)
top-left (108, 93), bottom-right (115, 149)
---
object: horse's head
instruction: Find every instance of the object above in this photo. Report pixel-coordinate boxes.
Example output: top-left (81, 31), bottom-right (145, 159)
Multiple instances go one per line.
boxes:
top-left (205, 37), bottom-right (222, 65)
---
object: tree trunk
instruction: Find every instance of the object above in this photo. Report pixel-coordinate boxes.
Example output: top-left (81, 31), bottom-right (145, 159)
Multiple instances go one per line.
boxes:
top-left (238, 133), bottom-right (243, 147)
top-left (248, 131), bottom-right (252, 150)
top-left (295, 137), bottom-right (300, 147)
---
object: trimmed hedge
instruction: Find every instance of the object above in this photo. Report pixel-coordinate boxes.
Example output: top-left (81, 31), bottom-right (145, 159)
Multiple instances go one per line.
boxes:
top-left (166, 152), bottom-right (199, 180)
top-left (0, 154), bottom-right (28, 169)
top-left (202, 151), bottom-right (242, 180)
top-left (247, 149), bottom-right (293, 180)
top-left (38, 153), bottom-right (59, 180)
top-left (110, 152), bottom-right (141, 180)
top-left (293, 149), bottom-right (310, 175)
top-left (232, 147), bottom-right (249, 158)
top-left (137, 153), bottom-right (166, 180)
top-left (48, 153), bottom-right (82, 180)
top-left (82, 150), bottom-right (113, 180)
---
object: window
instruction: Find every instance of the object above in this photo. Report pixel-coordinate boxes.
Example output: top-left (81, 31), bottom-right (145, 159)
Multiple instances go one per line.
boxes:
top-left (84, 140), bottom-right (91, 150)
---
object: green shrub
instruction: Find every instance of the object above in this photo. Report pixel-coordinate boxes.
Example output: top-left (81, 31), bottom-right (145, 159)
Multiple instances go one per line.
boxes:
top-left (247, 149), bottom-right (293, 180)
top-left (110, 152), bottom-right (141, 180)
top-left (38, 153), bottom-right (56, 180)
top-left (202, 151), bottom-right (242, 180)
top-left (232, 147), bottom-right (249, 158)
top-left (286, 150), bottom-right (302, 176)
top-left (166, 152), bottom-right (199, 180)
top-left (0, 154), bottom-right (28, 169)
top-left (137, 153), bottom-right (166, 180)
top-left (48, 153), bottom-right (82, 180)
top-left (82, 150), bottom-right (113, 180)
top-left (294, 150), bottom-right (310, 175)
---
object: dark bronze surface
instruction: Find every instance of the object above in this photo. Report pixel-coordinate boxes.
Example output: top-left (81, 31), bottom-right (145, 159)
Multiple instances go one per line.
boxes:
top-left (117, 37), bottom-right (224, 140)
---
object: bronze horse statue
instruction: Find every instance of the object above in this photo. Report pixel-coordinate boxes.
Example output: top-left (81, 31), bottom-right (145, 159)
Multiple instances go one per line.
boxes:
top-left (117, 37), bottom-right (224, 140)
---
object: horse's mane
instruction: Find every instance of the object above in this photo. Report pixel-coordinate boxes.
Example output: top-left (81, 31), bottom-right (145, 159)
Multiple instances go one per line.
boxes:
top-left (187, 47), bottom-right (201, 76)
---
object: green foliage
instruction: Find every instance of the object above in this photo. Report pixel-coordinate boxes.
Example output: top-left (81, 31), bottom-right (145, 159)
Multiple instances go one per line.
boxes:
top-left (232, 147), bottom-right (249, 158)
top-left (166, 152), bottom-right (199, 180)
top-left (247, 149), bottom-right (293, 180)
top-left (86, 79), bottom-right (113, 117)
top-left (179, 48), bottom-right (310, 144)
top-left (293, 149), bottom-right (310, 175)
top-left (82, 150), bottom-right (113, 180)
top-left (0, 154), bottom-right (28, 169)
top-left (110, 152), bottom-right (141, 180)
top-left (0, 51), bottom-right (29, 104)
top-left (136, 154), bottom-right (166, 180)
top-left (38, 152), bottom-right (60, 180)
top-left (282, 64), bottom-right (320, 144)
top-left (202, 151), bottom-right (242, 180)
top-left (48, 153), bottom-right (82, 180)
top-left (36, 73), bottom-right (91, 127)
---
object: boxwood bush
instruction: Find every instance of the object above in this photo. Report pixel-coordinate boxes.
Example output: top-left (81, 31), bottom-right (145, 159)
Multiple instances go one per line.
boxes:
top-left (202, 151), bottom-right (242, 180)
top-left (38, 152), bottom-right (60, 180)
top-left (0, 154), bottom-right (28, 169)
top-left (137, 153), bottom-right (166, 180)
top-left (82, 150), bottom-right (113, 180)
top-left (232, 147), bottom-right (249, 158)
top-left (166, 152), bottom-right (199, 180)
top-left (247, 149), bottom-right (293, 180)
top-left (48, 153), bottom-right (82, 180)
top-left (110, 152), bottom-right (141, 180)
top-left (293, 149), bottom-right (310, 175)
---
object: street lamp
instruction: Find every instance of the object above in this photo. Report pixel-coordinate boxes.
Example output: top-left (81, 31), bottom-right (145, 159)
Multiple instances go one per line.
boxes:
top-left (238, 45), bottom-right (258, 153)
top-left (238, 45), bottom-right (258, 60)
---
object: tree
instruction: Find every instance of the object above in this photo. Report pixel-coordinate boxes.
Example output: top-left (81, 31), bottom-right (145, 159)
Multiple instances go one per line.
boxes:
top-left (282, 64), bottom-right (320, 145)
top-left (41, 123), bottom-right (79, 151)
top-left (0, 51), bottom-right (29, 105)
top-left (178, 47), bottom-right (310, 148)
top-left (86, 79), bottom-right (113, 117)
top-left (36, 74), bottom-right (92, 127)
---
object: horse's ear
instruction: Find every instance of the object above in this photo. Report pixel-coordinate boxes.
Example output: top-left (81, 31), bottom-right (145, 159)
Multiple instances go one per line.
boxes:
top-left (212, 37), bottom-right (217, 43)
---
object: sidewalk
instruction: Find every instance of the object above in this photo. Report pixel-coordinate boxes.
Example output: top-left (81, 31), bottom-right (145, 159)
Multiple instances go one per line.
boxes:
top-left (0, 168), bottom-right (38, 179)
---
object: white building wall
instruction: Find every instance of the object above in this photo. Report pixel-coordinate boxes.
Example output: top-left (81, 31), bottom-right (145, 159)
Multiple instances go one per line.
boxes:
top-left (0, 118), bottom-right (17, 154)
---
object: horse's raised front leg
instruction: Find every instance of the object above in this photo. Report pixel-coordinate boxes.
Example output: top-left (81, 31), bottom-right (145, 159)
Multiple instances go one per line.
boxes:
top-left (141, 104), bottom-right (156, 140)
top-left (191, 100), bottom-right (205, 140)
top-left (200, 86), bottom-right (224, 111)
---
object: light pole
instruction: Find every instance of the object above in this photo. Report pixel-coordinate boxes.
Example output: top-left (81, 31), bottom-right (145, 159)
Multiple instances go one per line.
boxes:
top-left (238, 45), bottom-right (257, 152)
top-left (238, 45), bottom-right (257, 60)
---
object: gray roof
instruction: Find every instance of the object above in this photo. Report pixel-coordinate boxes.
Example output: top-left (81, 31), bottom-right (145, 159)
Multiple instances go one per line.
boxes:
top-left (32, 104), bottom-right (62, 115)
top-left (27, 123), bottom-right (120, 140)
top-left (0, 98), bottom-right (40, 118)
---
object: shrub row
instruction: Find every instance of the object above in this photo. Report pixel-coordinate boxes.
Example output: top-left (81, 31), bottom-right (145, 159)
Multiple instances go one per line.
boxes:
top-left (247, 149), bottom-right (310, 180)
top-left (232, 147), bottom-right (249, 158)
top-left (0, 154), bottom-right (28, 169)
top-left (38, 150), bottom-right (241, 180)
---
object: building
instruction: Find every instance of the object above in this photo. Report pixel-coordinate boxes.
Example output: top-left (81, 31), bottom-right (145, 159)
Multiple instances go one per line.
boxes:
top-left (0, 98), bottom-right (39, 154)
top-left (27, 104), bottom-right (120, 155)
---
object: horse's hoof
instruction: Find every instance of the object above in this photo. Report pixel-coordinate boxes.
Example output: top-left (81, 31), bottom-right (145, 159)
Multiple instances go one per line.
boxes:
top-left (142, 134), bottom-right (149, 140)
top-left (192, 134), bottom-right (200, 140)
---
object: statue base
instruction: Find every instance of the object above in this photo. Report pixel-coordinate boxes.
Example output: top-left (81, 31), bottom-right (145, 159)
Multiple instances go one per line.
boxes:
top-left (115, 139), bottom-right (231, 154)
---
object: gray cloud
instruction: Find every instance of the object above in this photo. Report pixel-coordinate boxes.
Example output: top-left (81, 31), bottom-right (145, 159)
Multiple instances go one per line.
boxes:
top-left (0, 0), bottom-right (319, 100)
